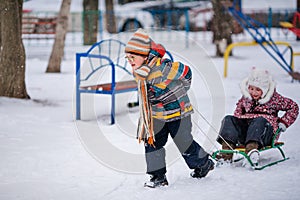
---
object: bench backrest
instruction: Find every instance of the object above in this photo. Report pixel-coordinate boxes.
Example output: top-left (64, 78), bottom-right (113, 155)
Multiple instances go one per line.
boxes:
top-left (76, 39), bottom-right (132, 88)
top-left (76, 39), bottom-right (174, 89)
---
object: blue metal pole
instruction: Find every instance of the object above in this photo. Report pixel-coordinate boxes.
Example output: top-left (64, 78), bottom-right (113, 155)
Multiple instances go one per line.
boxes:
top-left (111, 62), bottom-right (116, 124)
top-left (268, 7), bottom-right (272, 34)
top-left (99, 10), bottom-right (103, 41)
top-left (76, 53), bottom-right (81, 120)
top-left (184, 9), bottom-right (189, 48)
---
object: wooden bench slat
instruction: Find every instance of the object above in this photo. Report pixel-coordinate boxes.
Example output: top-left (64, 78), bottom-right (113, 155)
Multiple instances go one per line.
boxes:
top-left (80, 80), bottom-right (137, 91)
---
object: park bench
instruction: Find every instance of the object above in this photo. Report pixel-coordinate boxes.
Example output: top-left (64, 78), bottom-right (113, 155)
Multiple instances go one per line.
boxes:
top-left (75, 38), bottom-right (174, 124)
top-left (75, 39), bottom-right (137, 124)
top-left (22, 11), bottom-right (57, 40)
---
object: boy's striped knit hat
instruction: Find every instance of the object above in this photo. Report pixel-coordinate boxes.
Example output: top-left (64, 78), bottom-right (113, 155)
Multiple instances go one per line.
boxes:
top-left (125, 28), bottom-right (151, 56)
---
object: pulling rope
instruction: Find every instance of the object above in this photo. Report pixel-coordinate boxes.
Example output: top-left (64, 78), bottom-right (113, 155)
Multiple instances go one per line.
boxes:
top-left (192, 107), bottom-right (235, 151)
top-left (191, 118), bottom-right (220, 151)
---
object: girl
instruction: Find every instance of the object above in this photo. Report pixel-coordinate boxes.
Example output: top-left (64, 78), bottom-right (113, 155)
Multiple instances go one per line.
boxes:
top-left (217, 68), bottom-right (299, 164)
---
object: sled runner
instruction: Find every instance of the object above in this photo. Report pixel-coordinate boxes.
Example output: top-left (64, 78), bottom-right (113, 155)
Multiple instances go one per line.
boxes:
top-left (211, 128), bottom-right (289, 170)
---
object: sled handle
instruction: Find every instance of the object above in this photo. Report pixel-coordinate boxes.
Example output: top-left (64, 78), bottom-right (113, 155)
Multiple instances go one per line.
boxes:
top-left (271, 128), bottom-right (282, 148)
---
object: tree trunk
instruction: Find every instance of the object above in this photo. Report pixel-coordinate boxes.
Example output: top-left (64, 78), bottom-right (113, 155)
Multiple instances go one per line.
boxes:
top-left (83, 0), bottom-right (99, 45)
top-left (105, 0), bottom-right (117, 33)
top-left (211, 0), bottom-right (234, 57)
top-left (46, 0), bottom-right (71, 73)
top-left (0, 0), bottom-right (29, 98)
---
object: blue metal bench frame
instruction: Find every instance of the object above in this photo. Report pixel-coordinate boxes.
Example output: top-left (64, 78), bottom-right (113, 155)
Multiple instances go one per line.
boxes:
top-left (76, 38), bottom-right (174, 124)
top-left (75, 39), bottom-right (137, 124)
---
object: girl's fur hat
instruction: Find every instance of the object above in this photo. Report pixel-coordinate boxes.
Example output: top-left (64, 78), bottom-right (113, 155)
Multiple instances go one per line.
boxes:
top-left (240, 67), bottom-right (276, 104)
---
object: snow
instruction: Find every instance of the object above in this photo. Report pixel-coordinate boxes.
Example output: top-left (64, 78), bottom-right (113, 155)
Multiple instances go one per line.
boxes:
top-left (1, 1), bottom-right (300, 200)
top-left (2, 29), bottom-right (300, 199)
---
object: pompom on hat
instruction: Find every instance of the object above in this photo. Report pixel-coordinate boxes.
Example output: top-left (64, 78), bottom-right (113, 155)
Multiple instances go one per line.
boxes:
top-left (125, 28), bottom-right (151, 56)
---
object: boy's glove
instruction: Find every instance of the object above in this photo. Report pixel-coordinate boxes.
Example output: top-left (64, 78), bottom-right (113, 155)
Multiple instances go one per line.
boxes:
top-left (134, 65), bottom-right (151, 80)
top-left (278, 122), bottom-right (287, 132)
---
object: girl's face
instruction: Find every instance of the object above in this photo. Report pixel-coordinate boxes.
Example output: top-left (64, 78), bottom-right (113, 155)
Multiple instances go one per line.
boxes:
top-left (125, 53), bottom-right (147, 70)
top-left (248, 85), bottom-right (263, 100)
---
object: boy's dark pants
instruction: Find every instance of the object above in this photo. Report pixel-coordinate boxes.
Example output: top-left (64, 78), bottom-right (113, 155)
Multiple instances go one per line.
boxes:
top-left (145, 115), bottom-right (209, 176)
top-left (217, 115), bottom-right (274, 148)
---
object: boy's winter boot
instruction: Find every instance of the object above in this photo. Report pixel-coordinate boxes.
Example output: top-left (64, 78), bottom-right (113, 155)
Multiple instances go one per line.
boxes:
top-left (144, 174), bottom-right (168, 188)
top-left (216, 141), bottom-right (235, 161)
top-left (245, 141), bottom-right (260, 166)
top-left (190, 159), bottom-right (214, 178)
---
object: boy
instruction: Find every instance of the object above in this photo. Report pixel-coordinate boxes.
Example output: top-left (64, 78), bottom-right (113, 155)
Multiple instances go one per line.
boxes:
top-left (125, 29), bottom-right (214, 188)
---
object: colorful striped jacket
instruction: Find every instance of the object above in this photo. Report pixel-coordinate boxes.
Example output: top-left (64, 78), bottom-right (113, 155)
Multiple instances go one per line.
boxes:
top-left (145, 58), bottom-right (194, 122)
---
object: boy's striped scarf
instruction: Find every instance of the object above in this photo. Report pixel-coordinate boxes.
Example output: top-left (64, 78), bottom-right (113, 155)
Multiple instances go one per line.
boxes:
top-left (135, 55), bottom-right (158, 147)
top-left (137, 79), bottom-right (155, 147)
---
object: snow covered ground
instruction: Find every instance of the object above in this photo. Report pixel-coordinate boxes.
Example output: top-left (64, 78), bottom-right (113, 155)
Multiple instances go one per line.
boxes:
top-left (1, 28), bottom-right (300, 200)
top-left (2, 0), bottom-right (300, 199)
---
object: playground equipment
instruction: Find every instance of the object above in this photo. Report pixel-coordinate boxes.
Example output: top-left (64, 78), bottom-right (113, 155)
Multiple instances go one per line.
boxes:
top-left (223, 41), bottom-right (293, 77)
top-left (227, 5), bottom-right (300, 80)
top-left (280, 12), bottom-right (300, 80)
top-left (280, 12), bottom-right (300, 38)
